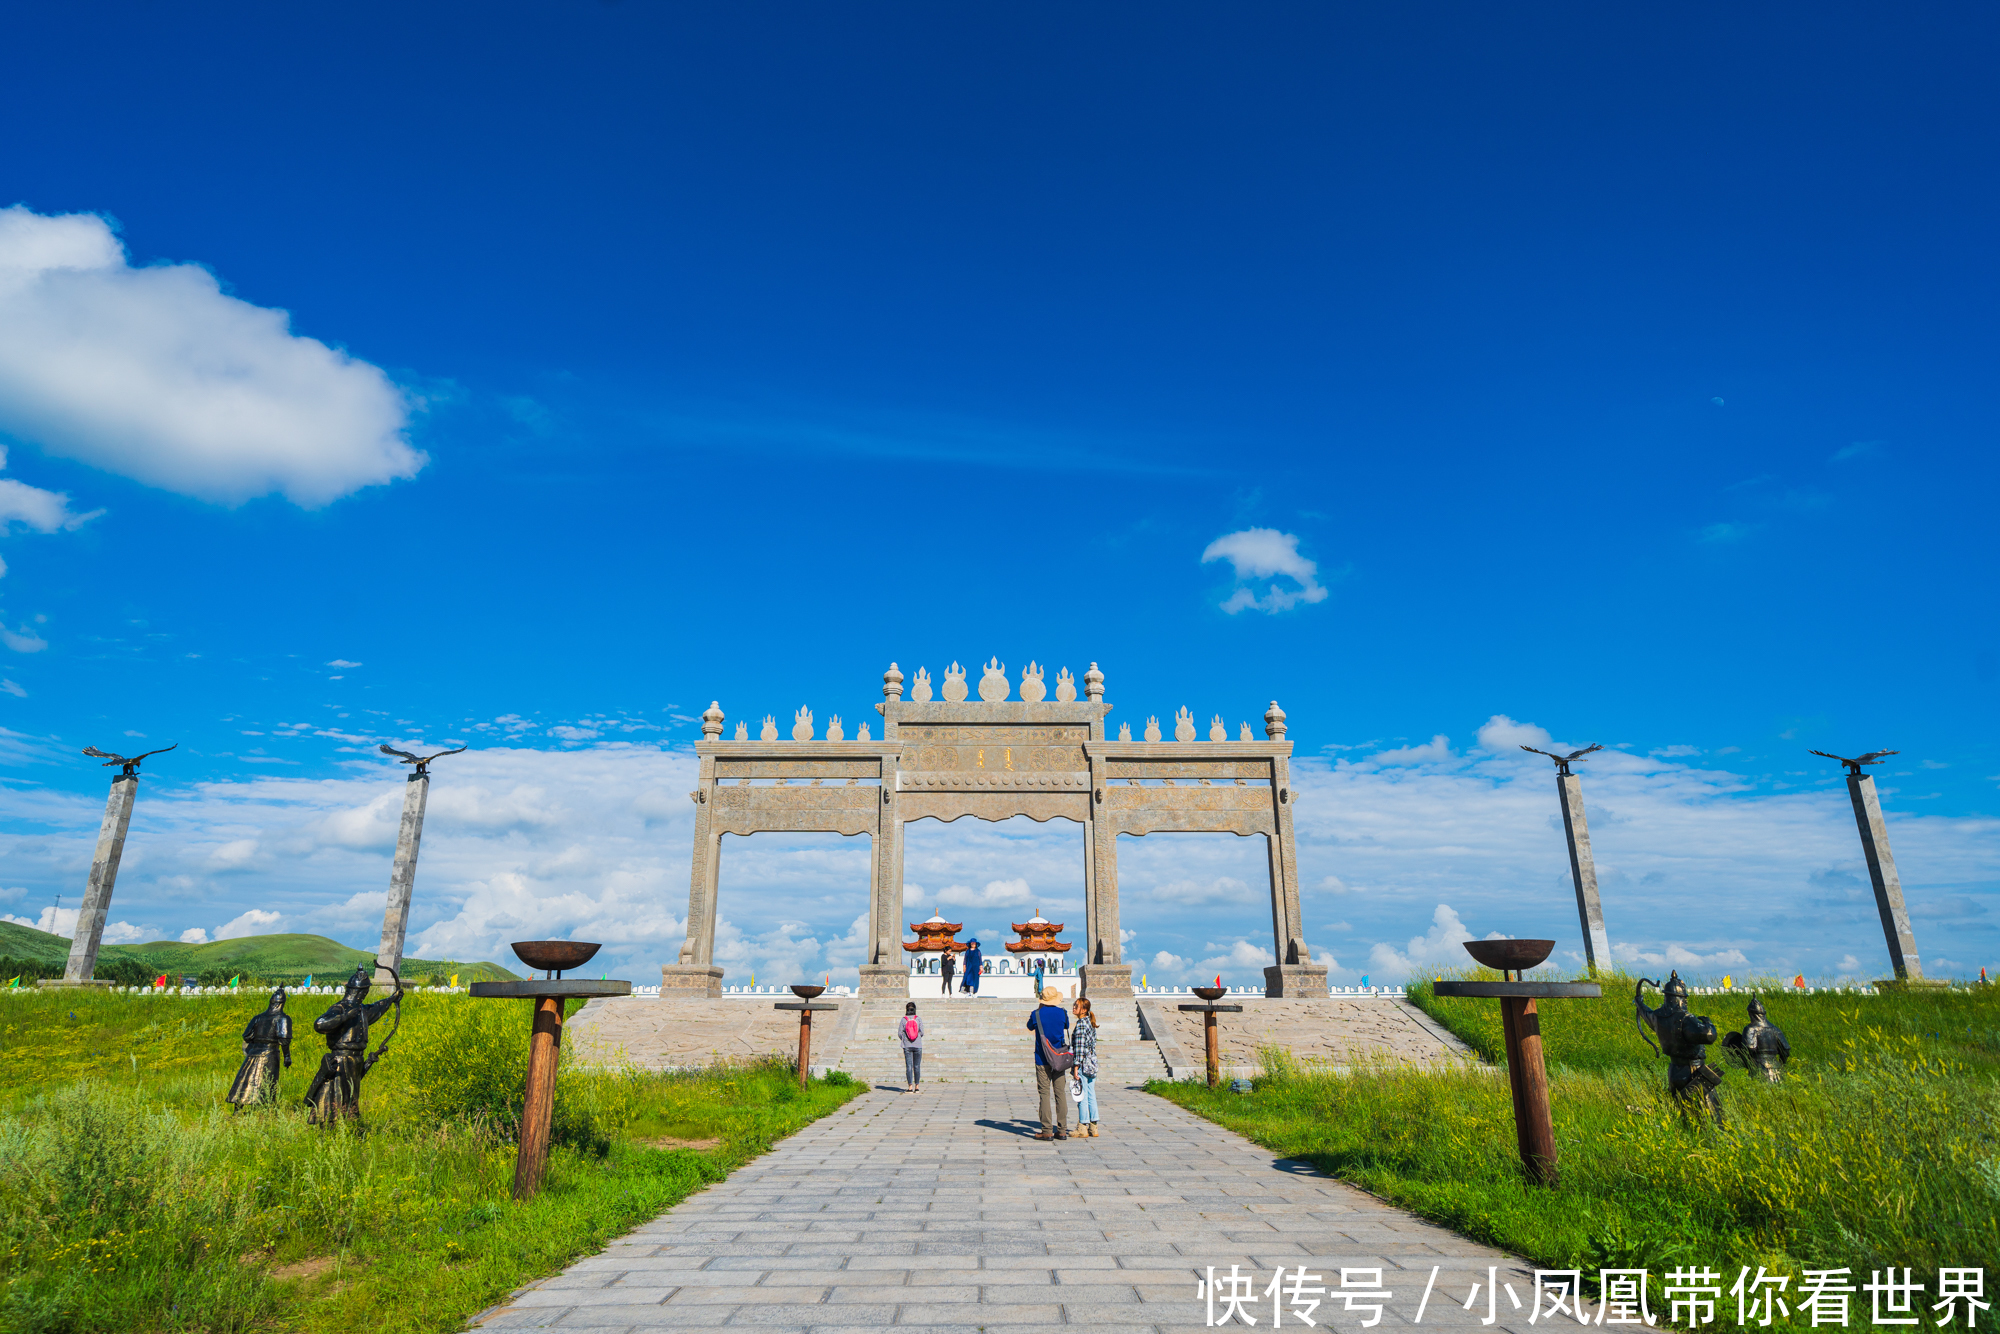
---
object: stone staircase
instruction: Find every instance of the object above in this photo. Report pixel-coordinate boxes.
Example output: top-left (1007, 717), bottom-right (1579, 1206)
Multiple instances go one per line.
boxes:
top-left (830, 997), bottom-right (1167, 1087)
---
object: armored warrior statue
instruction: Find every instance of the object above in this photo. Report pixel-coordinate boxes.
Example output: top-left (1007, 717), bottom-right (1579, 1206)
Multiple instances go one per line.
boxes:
top-left (304, 962), bottom-right (402, 1125)
top-left (225, 987), bottom-right (292, 1109)
top-left (1635, 971), bottom-right (1724, 1123)
top-left (1721, 996), bottom-right (1792, 1083)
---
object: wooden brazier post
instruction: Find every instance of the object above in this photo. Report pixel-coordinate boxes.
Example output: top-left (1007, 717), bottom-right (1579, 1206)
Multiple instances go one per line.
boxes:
top-left (1434, 939), bottom-right (1598, 1186)
top-left (516, 995), bottom-right (564, 1198)
top-left (471, 941), bottom-right (631, 1202)
top-left (775, 985), bottom-right (838, 1089)
top-left (1179, 989), bottom-right (1244, 1089)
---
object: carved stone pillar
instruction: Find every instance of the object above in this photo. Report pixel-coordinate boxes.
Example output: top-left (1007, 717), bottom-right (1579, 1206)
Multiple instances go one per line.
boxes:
top-left (858, 764), bottom-right (906, 998)
top-left (1262, 745), bottom-right (1327, 999)
top-left (662, 753), bottom-right (724, 997)
top-left (1847, 771), bottom-right (1924, 981)
top-left (373, 770), bottom-right (430, 990)
top-left (1080, 773), bottom-right (1133, 997)
top-left (59, 773), bottom-right (139, 984)
top-left (1557, 773), bottom-right (1612, 973)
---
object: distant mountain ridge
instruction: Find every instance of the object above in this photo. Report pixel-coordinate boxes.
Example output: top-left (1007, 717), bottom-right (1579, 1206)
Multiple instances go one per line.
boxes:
top-left (0, 922), bottom-right (520, 983)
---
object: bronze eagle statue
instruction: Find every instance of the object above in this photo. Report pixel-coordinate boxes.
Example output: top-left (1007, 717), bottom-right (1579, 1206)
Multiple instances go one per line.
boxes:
top-left (378, 743), bottom-right (468, 775)
top-left (1520, 742), bottom-right (1602, 776)
top-left (1809, 748), bottom-right (1898, 775)
top-left (81, 743), bottom-right (177, 776)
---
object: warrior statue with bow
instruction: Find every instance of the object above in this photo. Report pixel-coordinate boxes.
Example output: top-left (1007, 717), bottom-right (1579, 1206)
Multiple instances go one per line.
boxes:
top-left (1722, 995), bottom-right (1792, 1083)
top-left (1635, 971), bottom-right (1725, 1123)
top-left (304, 961), bottom-right (402, 1125)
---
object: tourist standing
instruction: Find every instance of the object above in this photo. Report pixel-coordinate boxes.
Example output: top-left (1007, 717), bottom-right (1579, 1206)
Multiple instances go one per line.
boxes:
top-left (1071, 996), bottom-right (1100, 1136)
top-left (1032, 958), bottom-right (1045, 999)
top-left (964, 939), bottom-right (983, 995)
top-left (941, 948), bottom-right (956, 997)
top-left (899, 1002), bottom-right (924, 1092)
top-left (1027, 986), bottom-right (1072, 1139)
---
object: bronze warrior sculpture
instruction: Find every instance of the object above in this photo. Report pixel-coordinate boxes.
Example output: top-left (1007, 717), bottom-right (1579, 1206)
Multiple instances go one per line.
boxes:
top-left (304, 962), bottom-right (403, 1125)
top-left (226, 986), bottom-right (293, 1109)
top-left (1635, 971), bottom-right (1725, 1123)
top-left (1722, 995), bottom-right (1792, 1082)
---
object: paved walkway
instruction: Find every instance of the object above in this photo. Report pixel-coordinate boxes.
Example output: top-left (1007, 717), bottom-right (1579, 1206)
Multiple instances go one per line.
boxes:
top-left (475, 1083), bottom-right (1538, 1333)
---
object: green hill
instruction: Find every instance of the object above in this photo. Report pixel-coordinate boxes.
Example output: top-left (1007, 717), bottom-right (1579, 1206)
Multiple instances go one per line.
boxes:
top-left (0, 924), bottom-right (519, 985)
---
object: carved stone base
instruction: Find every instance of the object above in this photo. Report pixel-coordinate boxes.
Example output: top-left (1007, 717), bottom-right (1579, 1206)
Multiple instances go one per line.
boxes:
top-left (659, 964), bottom-right (724, 998)
top-left (1263, 963), bottom-right (1330, 999)
top-left (1080, 963), bottom-right (1135, 999)
top-left (858, 964), bottom-right (909, 999)
top-left (35, 977), bottom-right (113, 988)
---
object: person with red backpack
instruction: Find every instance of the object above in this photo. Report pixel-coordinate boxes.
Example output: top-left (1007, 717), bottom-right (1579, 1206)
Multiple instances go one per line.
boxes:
top-left (899, 1001), bottom-right (925, 1093)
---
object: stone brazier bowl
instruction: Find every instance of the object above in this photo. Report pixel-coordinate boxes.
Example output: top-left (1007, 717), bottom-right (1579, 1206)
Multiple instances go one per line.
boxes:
top-left (1191, 986), bottom-right (1228, 1001)
top-left (790, 984), bottom-right (827, 1000)
top-left (512, 941), bottom-right (602, 976)
top-left (1462, 939), bottom-right (1555, 973)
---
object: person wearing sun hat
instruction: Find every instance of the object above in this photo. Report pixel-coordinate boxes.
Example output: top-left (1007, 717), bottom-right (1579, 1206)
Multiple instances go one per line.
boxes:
top-left (1026, 985), bottom-right (1072, 1139)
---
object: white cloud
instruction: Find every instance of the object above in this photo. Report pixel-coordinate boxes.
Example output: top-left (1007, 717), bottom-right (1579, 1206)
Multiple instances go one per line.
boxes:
top-left (1, 903), bottom-right (154, 944)
top-left (1612, 941), bottom-right (1753, 972)
top-left (1202, 528), bottom-right (1329, 614)
top-left (1835, 954), bottom-right (1861, 973)
top-left (1475, 714), bottom-right (1556, 755)
top-left (1651, 745), bottom-right (1703, 759)
top-left (179, 927), bottom-right (210, 944)
top-left (0, 446), bottom-right (101, 547)
top-left (0, 206), bottom-right (424, 507)
top-left (1370, 735), bottom-right (1455, 766)
top-left (207, 838), bottom-right (260, 869)
top-left (1151, 876), bottom-right (1259, 906)
top-left (1367, 904), bottom-right (1494, 976)
top-left (215, 908), bottom-right (283, 940)
top-left (933, 877), bottom-right (1036, 909)
top-left (1151, 949), bottom-right (1191, 974)
top-left (326, 659), bottom-right (362, 669)
top-left (0, 680), bottom-right (24, 697)
top-left (1, 624), bottom-right (47, 653)
top-left (1199, 938), bottom-right (1275, 972)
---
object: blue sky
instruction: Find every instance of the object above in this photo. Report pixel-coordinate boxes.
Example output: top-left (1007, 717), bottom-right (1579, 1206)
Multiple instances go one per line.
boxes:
top-left (0, 3), bottom-right (1993, 985)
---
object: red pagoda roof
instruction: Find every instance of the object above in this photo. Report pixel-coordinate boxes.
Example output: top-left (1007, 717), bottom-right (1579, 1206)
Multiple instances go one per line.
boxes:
top-left (1006, 911), bottom-right (1070, 953)
top-left (903, 912), bottom-right (970, 953)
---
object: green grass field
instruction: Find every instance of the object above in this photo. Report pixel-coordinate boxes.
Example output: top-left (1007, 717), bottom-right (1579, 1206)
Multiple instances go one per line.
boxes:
top-left (0, 988), bottom-right (863, 1334)
top-left (1152, 973), bottom-right (2000, 1324)
top-left (0, 922), bottom-right (518, 986)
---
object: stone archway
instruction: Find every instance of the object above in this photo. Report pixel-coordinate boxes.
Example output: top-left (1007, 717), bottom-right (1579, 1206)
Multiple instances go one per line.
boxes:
top-left (663, 659), bottom-right (1327, 1000)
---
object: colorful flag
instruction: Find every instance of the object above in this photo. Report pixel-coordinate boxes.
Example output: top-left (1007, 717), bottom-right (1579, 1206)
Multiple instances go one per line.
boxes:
top-left (1140, 973), bottom-right (1146, 987)
top-left (449, 973), bottom-right (458, 988)
top-left (154, 973), bottom-right (167, 989)
top-left (228, 975), bottom-right (240, 988)
top-left (1361, 975), bottom-right (1370, 987)
top-left (4, 976), bottom-right (18, 989)
top-left (302, 974), bottom-right (313, 989)
top-left (1723, 975), bottom-right (1732, 989)
top-left (1794, 974), bottom-right (1806, 988)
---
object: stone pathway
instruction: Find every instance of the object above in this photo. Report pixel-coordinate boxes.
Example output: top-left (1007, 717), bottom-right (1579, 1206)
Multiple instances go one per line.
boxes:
top-left (473, 1082), bottom-right (1538, 1333)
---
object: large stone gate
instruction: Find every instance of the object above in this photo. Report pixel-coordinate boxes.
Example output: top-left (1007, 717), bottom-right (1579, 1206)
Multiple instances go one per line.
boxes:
top-left (663, 659), bottom-right (1327, 1000)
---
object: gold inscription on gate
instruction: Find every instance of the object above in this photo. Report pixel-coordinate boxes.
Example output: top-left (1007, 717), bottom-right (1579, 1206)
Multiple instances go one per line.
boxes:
top-left (901, 725), bottom-right (1086, 775)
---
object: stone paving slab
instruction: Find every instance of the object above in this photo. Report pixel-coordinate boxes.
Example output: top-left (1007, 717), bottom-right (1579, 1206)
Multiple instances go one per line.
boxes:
top-left (471, 1083), bottom-right (1540, 1332)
